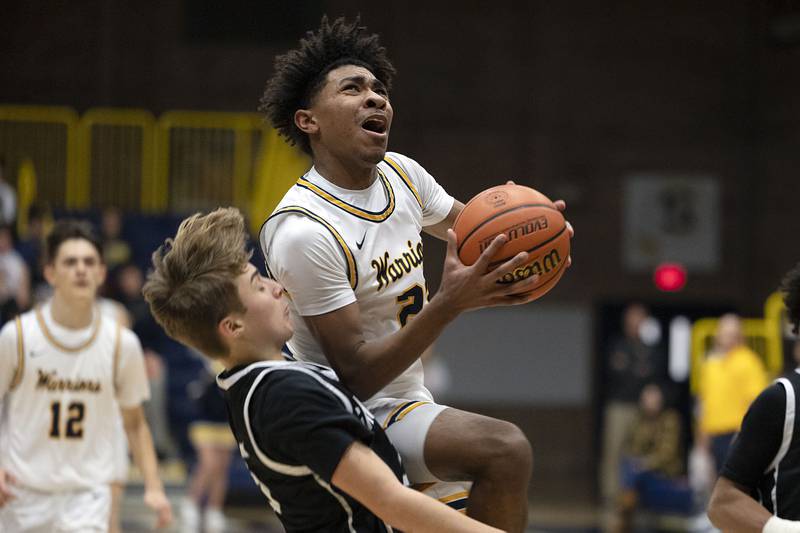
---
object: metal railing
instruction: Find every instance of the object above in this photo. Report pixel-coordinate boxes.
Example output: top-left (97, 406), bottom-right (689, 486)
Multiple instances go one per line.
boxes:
top-left (0, 105), bottom-right (309, 226)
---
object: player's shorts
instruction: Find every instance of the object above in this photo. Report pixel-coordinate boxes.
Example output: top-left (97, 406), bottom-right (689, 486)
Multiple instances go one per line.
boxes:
top-left (189, 421), bottom-right (237, 450)
top-left (368, 398), bottom-right (471, 512)
top-left (0, 484), bottom-right (111, 532)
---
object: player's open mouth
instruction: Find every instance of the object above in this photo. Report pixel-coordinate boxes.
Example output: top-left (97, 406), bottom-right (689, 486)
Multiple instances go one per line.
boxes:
top-left (361, 115), bottom-right (388, 136)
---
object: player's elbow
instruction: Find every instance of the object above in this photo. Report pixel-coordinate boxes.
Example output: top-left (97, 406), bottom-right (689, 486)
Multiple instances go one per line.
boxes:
top-left (706, 478), bottom-right (734, 530)
top-left (120, 405), bottom-right (146, 434)
top-left (337, 371), bottom-right (377, 400)
top-left (333, 358), bottom-right (379, 400)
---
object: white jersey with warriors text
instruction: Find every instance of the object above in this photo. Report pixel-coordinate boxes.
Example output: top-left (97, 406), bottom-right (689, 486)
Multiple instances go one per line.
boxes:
top-left (260, 152), bottom-right (454, 405)
top-left (0, 303), bottom-right (150, 492)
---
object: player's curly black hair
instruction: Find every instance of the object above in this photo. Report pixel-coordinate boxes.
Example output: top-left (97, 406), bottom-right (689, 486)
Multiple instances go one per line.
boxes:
top-left (259, 16), bottom-right (396, 155)
top-left (781, 261), bottom-right (800, 334)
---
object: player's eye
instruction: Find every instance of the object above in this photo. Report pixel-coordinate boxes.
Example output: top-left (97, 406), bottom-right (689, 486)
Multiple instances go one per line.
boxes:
top-left (343, 84), bottom-right (359, 92)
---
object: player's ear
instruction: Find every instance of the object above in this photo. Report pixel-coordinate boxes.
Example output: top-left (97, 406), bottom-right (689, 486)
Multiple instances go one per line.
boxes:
top-left (218, 315), bottom-right (244, 341)
top-left (294, 109), bottom-right (318, 135)
top-left (43, 263), bottom-right (55, 286)
top-left (96, 262), bottom-right (107, 286)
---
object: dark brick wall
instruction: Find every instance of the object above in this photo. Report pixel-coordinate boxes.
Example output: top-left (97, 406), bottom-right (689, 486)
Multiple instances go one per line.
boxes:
top-left (2, 1), bottom-right (797, 312)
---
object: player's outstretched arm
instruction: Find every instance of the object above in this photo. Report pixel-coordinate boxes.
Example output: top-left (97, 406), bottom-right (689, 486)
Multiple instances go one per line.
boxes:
top-left (121, 406), bottom-right (174, 529)
top-left (332, 440), bottom-right (504, 533)
top-left (708, 476), bottom-right (800, 533)
top-left (306, 230), bottom-right (541, 398)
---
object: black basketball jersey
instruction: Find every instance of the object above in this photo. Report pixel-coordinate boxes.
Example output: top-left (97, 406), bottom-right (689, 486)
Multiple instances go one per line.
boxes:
top-left (722, 369), bottom-right (800, 519)
top-left (217, 359), bottom-right (407, 532)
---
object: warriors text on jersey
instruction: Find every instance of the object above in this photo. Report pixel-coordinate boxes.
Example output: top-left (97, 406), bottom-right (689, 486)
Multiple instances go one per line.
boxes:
top-left (0, 304), bottom-right (150, 491)
top-left (217, 359), bottom-right (407, 532)
top-left (260, 152), bottom-right (454, 404)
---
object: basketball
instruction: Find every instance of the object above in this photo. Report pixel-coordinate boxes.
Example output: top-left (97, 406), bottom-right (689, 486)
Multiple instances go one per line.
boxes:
top-left (453, 183), bottom-right (570, 300)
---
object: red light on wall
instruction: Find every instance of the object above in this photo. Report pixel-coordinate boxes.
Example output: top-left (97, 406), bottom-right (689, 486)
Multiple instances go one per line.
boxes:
top-left (654, 263), bottom-right (687, 292)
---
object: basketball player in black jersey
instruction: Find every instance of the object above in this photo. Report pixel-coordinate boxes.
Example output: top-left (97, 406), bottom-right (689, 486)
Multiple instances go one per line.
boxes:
top-left (707, 261), bottom-right (800, 532)
top-left (142, 207), bottom-right (501, 532)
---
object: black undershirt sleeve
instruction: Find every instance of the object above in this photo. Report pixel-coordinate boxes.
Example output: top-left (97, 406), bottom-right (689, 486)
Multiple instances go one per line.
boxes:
top-left (248, 371), bottom-right (374, 483)
top-left (721, 382), bottom-right (787, 489)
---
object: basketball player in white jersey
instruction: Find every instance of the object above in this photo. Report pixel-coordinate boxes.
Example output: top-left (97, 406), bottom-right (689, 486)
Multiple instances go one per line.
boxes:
top-left (0, 220), bottom-right (172, 531)
top-left (260, 17), bottom-right (573, 532)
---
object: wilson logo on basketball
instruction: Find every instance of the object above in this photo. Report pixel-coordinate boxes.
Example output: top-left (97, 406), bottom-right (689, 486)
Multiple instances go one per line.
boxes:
top-left (478, 216), bottom-right (549, 253)
top-left (497, 248), bottom-right (561, 284)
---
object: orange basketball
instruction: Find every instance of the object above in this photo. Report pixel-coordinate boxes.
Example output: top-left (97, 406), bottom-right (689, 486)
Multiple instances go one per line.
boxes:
top-left (453, 183), bottom-right (570, 300)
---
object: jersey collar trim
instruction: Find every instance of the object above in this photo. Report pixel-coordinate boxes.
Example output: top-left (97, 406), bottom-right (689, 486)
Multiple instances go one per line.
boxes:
top-left (35, 305), bottom-right (103, 353)
top-left (296, 168), bottom-right (395, 222)
top-left (216, 360), bottom-right (293, 390)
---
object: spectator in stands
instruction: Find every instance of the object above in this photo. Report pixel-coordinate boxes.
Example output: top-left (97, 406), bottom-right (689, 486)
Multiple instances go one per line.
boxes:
top-left (602, 303), bottom-right (667, 506)
top-left (0, 224), bottom-right (29, 323)
top-left (16, 204), bottom-right (49, 302)
top-left (0, 158), bottom-right (17, 227)
top-left (100, 207), bottom-right (131, 273)
top-left (696, 313), bottom-right (768, 472)
top-left (113, 263), bottom-right (176, 460)
top-left (614, 383), bottom-right (689, 533)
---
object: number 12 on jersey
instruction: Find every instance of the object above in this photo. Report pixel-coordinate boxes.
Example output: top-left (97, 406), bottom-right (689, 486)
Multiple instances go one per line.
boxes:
top-left (50, 401), bottom-right (85, 439)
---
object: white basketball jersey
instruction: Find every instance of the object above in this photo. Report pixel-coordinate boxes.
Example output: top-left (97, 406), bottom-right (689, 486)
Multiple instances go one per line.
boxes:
top-left (0, 307), bottom-right (122, 491)
top-left (260, 152), bottom-right (454, 405)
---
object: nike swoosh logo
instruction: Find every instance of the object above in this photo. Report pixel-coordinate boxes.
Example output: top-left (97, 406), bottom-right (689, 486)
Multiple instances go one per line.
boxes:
top-left (356, 232), bottom-right (367, 250)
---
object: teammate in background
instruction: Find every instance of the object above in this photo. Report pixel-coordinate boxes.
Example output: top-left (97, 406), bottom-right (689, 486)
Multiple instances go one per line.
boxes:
top-left (707, 262), bottom-right (800, 532)
top-left (143, 207), bottom-right (503, 533)
top-left (259, 17), bottom-right (572, 532)
top-left (0, 220), bottom-right (172, 531)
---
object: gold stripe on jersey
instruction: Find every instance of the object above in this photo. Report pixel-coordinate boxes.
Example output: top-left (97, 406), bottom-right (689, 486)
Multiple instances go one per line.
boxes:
top-left (35, 306), bottom-right (102, 353)
top-left (439, 491), bottom-right (470, 504)
top-left (395, 401), bottom-right (428, 423)
top-left (112, 321), bottom-right (122, 392)
top-left (268, 206), bottom-right (358, 290)
top-left (384, 156), bottom-right (423, 210)
top-left (296, 169), bottom-right (395, 222)
top-left (382, 400), bottom-right (430, 429)
top-left (10, 316), bottom-right (24, 390)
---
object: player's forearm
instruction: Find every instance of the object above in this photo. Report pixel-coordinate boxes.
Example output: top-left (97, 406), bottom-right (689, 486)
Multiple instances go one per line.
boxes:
top-left (333, 442), bottom-right (502, 533)
top-left (708, 477), bottom-right (772, 533)
top-left (124, 417), bottom-right (164, 493)
top-left (381, 484), bottom-right (503, 533)
top-left (339, 296), bottom-right (458, 398)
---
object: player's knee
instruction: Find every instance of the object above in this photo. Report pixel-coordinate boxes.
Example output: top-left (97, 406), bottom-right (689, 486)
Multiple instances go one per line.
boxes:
top-left (474, 421), bottom-right (532, 481)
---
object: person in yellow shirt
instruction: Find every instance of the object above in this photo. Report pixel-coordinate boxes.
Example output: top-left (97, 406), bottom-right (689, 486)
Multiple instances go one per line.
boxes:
top-left (697, 313), bottom-right (768, 472)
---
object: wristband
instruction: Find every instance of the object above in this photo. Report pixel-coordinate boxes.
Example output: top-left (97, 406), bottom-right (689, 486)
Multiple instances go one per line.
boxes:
top-left (763, 516), bottom-right (800, 533)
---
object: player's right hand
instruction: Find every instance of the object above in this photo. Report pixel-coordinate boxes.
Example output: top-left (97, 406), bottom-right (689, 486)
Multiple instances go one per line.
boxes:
top-left (0, 469), bottom-right (18, 507)
top-left (144, 488), bottom-right (174, 528)
top-left (438, 229), bottom-right (542, 312)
